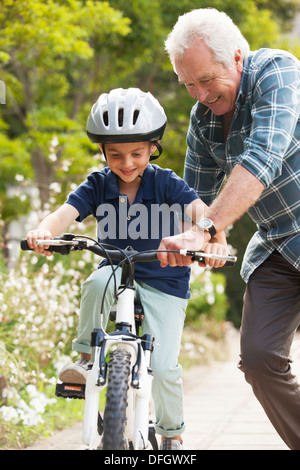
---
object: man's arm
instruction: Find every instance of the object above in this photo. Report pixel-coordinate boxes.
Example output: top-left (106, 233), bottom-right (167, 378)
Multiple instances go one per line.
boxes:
top-left (206, 164), bottom-right (265, 232)
top-left (157, 164), bottom-right (264, 267)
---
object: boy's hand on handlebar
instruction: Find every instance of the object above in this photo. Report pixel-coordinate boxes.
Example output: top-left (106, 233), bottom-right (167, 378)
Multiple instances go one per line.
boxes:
top-left (26, 230), bottom-right (53, 256)
top-left (157, 229), bottom-right (206, 267)
top-left (201, 242), bottom-right (229, 268)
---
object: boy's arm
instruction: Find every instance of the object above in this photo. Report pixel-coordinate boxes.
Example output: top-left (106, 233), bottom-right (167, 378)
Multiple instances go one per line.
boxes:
top-left (26, 203), bottom-right (80, 256)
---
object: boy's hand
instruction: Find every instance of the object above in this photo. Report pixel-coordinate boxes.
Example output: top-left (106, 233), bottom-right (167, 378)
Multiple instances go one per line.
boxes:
top-left (26, 230), bottom-right (53, 256)
top-left (201, 242), bottom-right (229, 268)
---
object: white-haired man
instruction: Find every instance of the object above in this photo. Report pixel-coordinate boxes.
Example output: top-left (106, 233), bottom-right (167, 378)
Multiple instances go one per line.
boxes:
top-left (158, 8), bottom-right (300, 450)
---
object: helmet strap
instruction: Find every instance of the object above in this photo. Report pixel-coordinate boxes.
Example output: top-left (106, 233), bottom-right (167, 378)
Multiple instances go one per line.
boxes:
top-left (149, 141), bottom-right (163, 161)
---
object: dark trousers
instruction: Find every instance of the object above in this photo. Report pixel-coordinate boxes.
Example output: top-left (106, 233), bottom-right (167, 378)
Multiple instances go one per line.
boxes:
top-left (238, 250), bottom-right (300, 450)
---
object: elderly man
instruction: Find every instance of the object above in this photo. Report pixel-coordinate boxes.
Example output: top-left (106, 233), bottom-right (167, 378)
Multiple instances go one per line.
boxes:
top-left (158, 8), bottom-right (300, 449)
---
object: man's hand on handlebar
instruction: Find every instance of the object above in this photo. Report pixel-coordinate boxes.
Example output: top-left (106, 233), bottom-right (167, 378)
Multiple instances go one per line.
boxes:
top-left (26, 230), bottom-right (54, 257)
top-left (157, 228), bottom-right (229, 269)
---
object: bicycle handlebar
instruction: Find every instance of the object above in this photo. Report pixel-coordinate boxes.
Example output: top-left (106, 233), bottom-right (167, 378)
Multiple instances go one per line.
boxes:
top-left (20, 234), bottom-right (237, 266)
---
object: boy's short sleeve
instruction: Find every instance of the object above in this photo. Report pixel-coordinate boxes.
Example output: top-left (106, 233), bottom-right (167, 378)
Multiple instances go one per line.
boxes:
top-left (165, 169), bottom-right (199, 208)
top-left (66, 173), bottom-right (102, 222)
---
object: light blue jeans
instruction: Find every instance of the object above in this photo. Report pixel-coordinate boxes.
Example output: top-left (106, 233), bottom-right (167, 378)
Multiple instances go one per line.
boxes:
top-left (72, 266), bottom-right (187, 438)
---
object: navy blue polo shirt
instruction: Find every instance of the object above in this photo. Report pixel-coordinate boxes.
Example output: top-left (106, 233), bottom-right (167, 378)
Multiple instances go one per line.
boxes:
top-left (66, 164), bottom-right (198, 299)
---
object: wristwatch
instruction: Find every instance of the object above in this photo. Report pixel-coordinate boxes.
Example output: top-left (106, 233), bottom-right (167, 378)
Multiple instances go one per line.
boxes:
top-left (196, 218), bottom-right (217, 238)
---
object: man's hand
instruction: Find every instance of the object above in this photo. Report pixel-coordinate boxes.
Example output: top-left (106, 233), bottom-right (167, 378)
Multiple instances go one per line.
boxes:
top-left (157, 228), bottom-right (207, 267)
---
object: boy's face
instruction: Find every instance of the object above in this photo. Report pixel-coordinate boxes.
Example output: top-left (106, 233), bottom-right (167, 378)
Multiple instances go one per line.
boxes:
top-left (101, 141), bottom-right (156, 184)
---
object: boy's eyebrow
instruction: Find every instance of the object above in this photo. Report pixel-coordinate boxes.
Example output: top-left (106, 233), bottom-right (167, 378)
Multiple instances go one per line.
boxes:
top-left (106, 145), bottom-right (147, 152)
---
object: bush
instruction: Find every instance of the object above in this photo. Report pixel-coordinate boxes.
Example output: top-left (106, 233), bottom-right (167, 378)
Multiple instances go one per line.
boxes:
top-left (179, 267), bottom-right (230, 369)
top-left (186, 268), bottom-right (229, 339)
top-left (0, 249), bottom-right (98, 449)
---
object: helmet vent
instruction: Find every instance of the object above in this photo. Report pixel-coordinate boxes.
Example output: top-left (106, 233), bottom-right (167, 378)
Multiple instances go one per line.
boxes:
top-left (133, 109), bottom-right (140, 125)
top-left (103, 111), bottom-right (109, 126)
top-left (118, 108), bottom-right (124, 127)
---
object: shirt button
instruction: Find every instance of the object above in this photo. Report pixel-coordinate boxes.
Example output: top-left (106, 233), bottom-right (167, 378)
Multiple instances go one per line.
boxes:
top-left (120, 197), bottom-right (125, 203)
top-left (127, 216), bottom-right (131, 220)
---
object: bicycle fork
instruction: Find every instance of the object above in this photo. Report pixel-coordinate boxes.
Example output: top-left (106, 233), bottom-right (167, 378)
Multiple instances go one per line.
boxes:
top-left (82, 285), bottom-right (155, 450)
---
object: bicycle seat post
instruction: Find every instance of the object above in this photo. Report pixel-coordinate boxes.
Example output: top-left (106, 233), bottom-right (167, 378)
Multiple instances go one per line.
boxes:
top-left (115, 258), bottom-right (136, 333)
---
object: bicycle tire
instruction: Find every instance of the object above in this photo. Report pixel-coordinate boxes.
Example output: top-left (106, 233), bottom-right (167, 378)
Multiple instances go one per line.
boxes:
top-left (102, 349), bottom-right (131, 450)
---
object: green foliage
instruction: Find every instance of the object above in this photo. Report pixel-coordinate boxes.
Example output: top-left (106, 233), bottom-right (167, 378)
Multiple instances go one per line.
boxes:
top-left (0, 246), bottom-right (100, 449)
top-left (0, 0), bottom-right (131, 209)
top-left (186, 269), bottom-right (228, 336)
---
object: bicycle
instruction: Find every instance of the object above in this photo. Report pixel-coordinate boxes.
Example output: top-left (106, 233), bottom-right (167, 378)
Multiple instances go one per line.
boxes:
top-left (21, 233), bottom-right (237, 450)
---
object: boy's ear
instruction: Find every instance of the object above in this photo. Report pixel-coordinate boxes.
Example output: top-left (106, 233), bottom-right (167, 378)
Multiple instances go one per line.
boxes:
top-left (150, 143), bottom-right (157, 155)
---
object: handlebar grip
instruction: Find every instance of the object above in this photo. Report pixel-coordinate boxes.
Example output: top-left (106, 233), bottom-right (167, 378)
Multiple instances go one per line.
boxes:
top-left (20, 239), bottom-right (71, 255)
top-left (224, 260), bottom-right (235, 267)
top-left (191, 255), bottom-right (236, 267)
top-left (20, 239), bottom-right (31, 251)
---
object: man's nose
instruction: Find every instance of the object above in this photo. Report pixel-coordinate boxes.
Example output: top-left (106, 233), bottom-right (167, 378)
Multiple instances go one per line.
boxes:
top-left (195, 84), bottom-right (208, 103)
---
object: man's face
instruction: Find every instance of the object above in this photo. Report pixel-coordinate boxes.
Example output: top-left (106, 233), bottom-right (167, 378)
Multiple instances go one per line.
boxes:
top-left (175, 40), bottom-right (243, 116)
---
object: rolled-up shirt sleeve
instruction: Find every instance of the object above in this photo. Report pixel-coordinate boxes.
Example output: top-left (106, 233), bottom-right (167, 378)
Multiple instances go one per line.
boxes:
top-left (236, 54), bottom-right (300, 187)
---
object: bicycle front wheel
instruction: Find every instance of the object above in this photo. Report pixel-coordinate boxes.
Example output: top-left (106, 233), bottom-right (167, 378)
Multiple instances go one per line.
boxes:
top-left (102, 349), bottom-right (131, 450)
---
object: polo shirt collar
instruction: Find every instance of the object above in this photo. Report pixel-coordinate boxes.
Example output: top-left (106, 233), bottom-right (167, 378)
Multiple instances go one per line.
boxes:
top-left (104, 164), bottom-right (155, 202)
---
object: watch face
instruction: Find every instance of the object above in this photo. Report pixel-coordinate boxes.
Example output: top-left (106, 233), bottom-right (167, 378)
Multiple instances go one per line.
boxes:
top-left (200, 218), bottom-right (212, 229)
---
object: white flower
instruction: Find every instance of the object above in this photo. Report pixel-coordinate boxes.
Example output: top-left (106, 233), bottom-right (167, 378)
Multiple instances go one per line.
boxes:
top-left (26, 384), bottom-right (38, 397)
top-left (216, 283), bottom-right (224, 294)
top-left (49, 182), bottom-right (61, 193)
top-left (48, 152), bottom-right (57, 162)
top-left (50, 135), bottom-right (59, 147)
top-left (15, 174), bottom-right (24, 182)
top-left (0, 405), bottom-right (19, 423)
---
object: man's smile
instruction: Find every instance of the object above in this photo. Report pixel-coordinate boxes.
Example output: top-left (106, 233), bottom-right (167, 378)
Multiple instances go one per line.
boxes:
top-left (207, 95), bottom-right (221, 104)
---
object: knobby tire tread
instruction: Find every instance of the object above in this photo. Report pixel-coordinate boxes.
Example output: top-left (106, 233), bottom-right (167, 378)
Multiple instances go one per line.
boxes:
top-left (102, 349), bottom-right (131, 450)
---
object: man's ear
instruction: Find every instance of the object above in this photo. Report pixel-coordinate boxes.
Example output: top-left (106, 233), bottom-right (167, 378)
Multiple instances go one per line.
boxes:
top-left (234, 48), bottom-right (243, 72)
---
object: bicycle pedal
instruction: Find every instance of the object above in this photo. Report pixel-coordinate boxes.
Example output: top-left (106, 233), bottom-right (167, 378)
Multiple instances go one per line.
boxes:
top-left (55, 382), bottom-right (85, 399)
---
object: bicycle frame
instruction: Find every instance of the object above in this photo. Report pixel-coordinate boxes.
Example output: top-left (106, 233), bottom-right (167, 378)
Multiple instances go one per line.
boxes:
top-left (20, 233), bottom-right (237, 450)
top-left (82, 272), bottom-right (154, 450)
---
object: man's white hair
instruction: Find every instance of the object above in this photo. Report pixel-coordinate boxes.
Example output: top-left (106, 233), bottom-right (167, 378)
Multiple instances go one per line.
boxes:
top-left (165, 8), bottom-right (250, 70)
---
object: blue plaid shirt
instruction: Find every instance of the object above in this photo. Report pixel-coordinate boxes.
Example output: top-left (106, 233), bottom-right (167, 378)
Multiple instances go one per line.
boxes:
top-left (184, 48), bottom-right (300, 282)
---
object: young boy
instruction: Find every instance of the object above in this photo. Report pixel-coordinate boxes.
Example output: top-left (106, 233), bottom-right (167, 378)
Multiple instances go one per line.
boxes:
top-left (26, 88), bottom-right (228, 450)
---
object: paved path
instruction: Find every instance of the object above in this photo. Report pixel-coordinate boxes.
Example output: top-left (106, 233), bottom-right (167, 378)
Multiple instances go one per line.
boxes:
top-left (183, 328), bottom-right (300, 450)
top-left (27, 327), bottom-right (298, 451)
top-left (182, 327), bottom-right (288, 450)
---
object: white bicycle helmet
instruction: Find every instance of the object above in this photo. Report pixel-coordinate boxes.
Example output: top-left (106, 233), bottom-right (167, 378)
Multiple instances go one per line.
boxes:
top-left (86, 88), bottom-right (167, 160)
